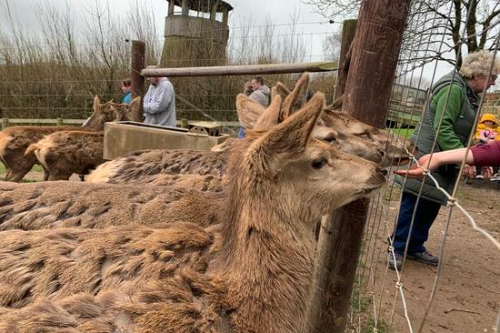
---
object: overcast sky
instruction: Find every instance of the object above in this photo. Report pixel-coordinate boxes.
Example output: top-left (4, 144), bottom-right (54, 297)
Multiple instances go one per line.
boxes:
top-left (1, 0), bottom-right (337, 59)
top-left (1, 0), bottom-right (487, 88)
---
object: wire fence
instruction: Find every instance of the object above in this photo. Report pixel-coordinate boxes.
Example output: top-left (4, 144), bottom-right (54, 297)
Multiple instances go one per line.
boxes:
top-left (349, 2), bottom-right (500, 332)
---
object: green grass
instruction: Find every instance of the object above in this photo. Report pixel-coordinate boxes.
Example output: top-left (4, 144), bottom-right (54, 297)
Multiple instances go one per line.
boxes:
top-left (363, 317), bottom-right (390, 333)
top-left (388, 127), bottom-right (414, 139)
top-left (0, 162), bottom-right (43, 182)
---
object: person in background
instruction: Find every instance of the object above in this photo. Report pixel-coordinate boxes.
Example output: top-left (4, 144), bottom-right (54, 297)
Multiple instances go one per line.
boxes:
top-left (389, 50), bottom-right (500, 271)
top-left (473, 113), bottom-right (499, 180)
top-left (238, 76), bottom-right (270, 139)
top-left (143, 65), bottom-right (176, 127)
top-left (121, 78), bottom-right (132, 104)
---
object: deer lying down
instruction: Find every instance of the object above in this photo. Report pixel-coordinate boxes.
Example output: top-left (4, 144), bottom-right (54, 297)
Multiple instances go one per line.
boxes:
top-left (25, 98), bottom-right (137, 181)
top-left (0, 92), bottom-right (386, 333)
top-left (0, 96), bottom-right (122, 182)
top-left (87, 73), bottom-right (400, 186)
top-left (0, 181), bottom-right (225, 231)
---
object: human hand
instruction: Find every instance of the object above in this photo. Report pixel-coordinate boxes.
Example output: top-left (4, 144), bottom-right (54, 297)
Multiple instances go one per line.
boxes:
top-left (462, 165), bottom-right (476, 179)
top-left (480, 166), bottom-right (494, 179)
top-left (393, 154), bottom-right (440, 179)
top-left (244, 81), bottom-right (253, 93)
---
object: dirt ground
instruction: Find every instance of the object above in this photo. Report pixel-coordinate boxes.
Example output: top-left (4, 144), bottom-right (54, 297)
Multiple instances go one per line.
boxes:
top-left (1, 170), bottom-right (498, 333)
top-left (360, 179), bottom-right (500, 333)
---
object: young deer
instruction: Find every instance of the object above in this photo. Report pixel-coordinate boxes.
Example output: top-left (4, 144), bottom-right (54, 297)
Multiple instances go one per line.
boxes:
top-left (0, 92), bottom-right (386, 333)
top-left (0, 96), bottom-right (122, 182)
top-left (25, 98), bottom-right (138, 181)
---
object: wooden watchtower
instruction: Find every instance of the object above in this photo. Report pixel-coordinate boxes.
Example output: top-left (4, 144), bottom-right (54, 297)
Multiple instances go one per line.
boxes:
top-left (161, 0), bottom-right (233, 68)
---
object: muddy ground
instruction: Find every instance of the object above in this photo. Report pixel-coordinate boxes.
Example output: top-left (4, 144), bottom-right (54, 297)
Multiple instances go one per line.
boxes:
top-left (359, 179), bottom-right (500, 333)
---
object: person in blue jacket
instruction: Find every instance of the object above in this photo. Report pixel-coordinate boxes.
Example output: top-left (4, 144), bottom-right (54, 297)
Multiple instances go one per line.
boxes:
top-left (121, 78), bottom-right (132, 104)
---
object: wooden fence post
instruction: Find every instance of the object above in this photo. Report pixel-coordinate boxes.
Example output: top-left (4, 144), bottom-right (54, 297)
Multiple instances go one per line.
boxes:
top-left (334, 20), bottom-right (357, 100)
top-left (131, 40), bottom-right (146, 122)
top-left (2, 118), bottom-right (9, 130)
top-left (56, 118), bottom-right (63, 126)
top-left (310, 1), bottom-right (411, 333)
top-left (305, 19), bottom-right (359, 333)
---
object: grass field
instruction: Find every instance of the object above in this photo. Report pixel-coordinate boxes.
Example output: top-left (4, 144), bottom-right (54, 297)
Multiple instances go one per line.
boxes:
top-left (388, 127), bottom-right (414, 139)
top-left (0, 162), bottom-right (43, 182)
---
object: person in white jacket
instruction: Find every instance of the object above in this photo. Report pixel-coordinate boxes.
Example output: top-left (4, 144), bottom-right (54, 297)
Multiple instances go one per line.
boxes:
top-left (143, 68), bottom-right (176, 127)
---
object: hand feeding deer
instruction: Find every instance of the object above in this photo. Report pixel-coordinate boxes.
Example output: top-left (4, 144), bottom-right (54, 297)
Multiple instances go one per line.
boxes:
top-left (0, 96), bottom-right (125, 182)
top-left (0, 92), bottom-right (386, 333)
top-left (24, 97), bottom-right (139, 181)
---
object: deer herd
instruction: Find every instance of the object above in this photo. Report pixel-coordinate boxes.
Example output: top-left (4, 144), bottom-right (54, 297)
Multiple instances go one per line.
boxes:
top-left (0, 73), bottom-right (412, 332)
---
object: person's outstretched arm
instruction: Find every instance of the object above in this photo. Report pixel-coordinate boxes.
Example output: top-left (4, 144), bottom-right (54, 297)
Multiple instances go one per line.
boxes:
top-left (395, 141), bottom-right (500, 178)
top-left (394, 148), bottom-right (474, 178)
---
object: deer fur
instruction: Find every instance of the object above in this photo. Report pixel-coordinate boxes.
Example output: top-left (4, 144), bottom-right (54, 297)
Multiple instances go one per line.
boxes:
top-left (24, 98), bottom-right (137, 181)
top-left (0, 92), bottom-right (385, 333)
top-left (0, 96), bottom-right (122, 182)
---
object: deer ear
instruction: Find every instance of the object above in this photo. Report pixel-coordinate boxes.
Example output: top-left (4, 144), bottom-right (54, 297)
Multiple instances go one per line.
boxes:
top-left (250, 92), bottom-right (325, 163)
top-left (254, 93), bottom-right (281, 131)
top-left (129, 96), bottom-right (141, 113)
top-left (275, 82), bottom-right (290, 99)
top-left (236, 94), bottom-right (266, 129)
top-left (93, 96), bottom-right (101, 113)
top-left (280, 72), bottom-right (310, 122)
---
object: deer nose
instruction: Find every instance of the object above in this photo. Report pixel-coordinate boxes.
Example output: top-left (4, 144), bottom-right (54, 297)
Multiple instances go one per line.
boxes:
top-left (379, 168), bottom-right (388, 177)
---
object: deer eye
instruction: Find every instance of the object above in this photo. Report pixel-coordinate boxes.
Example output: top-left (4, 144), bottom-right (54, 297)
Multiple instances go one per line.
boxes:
top-left (356, 132), bottom-right (371, 140)
top-left (311, 157), bottom-right (328, 169)
top-left (323, 132), bottom-right (337, 143)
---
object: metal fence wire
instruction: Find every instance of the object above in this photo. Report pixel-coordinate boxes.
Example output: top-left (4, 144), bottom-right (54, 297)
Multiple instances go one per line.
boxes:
top-left (350, 1), bottom-right (500, 332)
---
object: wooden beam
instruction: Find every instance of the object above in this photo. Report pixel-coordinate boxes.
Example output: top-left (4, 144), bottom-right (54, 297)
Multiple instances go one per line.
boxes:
top-left (131, 40), bottom-right (146, 122)
top-left (334, 20), bottom-right (357, 100)
top-left (312, 1), bottom-right (411, 333)
top-left (141, 62), bottom-right (337, 77)
top-left (168, 0), bottom-right (175, 16)
top-left (181, 0), bottom-right (189, 16)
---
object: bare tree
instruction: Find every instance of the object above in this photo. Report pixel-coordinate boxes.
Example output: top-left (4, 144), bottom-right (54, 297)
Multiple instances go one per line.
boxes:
top-left (322, 30), bottom-right (342, 61)
top-left (303, 0), bottom-right (500, 68)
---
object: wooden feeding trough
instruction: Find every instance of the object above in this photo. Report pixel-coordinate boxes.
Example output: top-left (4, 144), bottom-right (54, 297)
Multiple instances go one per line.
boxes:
top-left (103, 121), bottom-right (230, 160)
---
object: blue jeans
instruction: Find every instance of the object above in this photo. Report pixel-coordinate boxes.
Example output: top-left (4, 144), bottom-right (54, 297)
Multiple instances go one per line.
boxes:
top-left (392, 192), bottom-right (441, 254)
top-left (238, 126), bottom-right (246, 139)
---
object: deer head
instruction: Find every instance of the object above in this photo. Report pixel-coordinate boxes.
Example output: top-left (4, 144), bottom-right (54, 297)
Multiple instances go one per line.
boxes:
top-left (82, 96), bottom-right (122, 131)
top-left (228, 92), bottom-right (386, 227)
top-left (110, 96), bottom-right (140, 121)
top-left (236, 74), bottom-right (385, 165)
top-left (321, 108), bottom-right (414, 165)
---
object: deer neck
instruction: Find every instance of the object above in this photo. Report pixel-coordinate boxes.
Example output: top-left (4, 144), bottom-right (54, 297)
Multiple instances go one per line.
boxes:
top-left (220, 195), bottom-right (316, 333)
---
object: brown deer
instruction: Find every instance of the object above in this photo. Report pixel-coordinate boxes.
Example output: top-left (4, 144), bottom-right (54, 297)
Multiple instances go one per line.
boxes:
top-left (24, 98), bottom-right (137, 181)
top-left (0, 92), bottom-right (385, 333)
top-left (0, 96), bottom-right (122, 182)
top-left (87, 73), bottom-right (402, 186)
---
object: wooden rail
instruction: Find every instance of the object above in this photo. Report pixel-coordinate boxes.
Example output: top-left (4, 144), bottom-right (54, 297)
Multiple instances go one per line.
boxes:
top-left (142, 61), bottom-right (338, 77)
top-left (1, 118), bottom-right (241, 130)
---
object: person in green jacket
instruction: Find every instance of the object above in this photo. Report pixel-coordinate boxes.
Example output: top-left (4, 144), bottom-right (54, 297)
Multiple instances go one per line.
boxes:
top-left (389, 50), bottom-right (500, 271)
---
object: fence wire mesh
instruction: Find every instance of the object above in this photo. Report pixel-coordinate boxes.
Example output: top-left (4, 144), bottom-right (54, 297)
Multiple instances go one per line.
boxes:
top-left (350, 1), bottom-right (500, 333)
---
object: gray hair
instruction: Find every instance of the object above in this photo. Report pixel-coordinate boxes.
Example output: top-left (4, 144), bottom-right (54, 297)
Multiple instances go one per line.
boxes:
top-left (459, 50), bottom-right (500, 79)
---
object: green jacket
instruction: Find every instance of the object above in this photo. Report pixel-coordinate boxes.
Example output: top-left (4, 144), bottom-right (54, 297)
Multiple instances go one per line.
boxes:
top-left (395, 71), bottom-right (479, 205)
